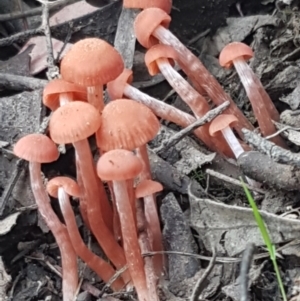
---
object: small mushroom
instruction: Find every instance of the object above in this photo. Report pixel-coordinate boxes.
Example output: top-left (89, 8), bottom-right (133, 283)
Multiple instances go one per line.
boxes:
top-left (123, 0), bottom-right (172, 13)
top-left (97, 149), bottom-right (149, 301)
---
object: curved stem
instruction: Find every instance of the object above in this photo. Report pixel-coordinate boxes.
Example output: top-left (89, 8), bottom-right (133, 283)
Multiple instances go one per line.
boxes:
top-left (113, 180), bottom-right (149, 301)
top-left (58, 187), bottom-right (125, 291)
top-left (29, 162), bottom-right (78, 301)
top-left (73, 139), bottom-right (131, 284)
top-left (87, 86), bottom-right (104, 112)
top-left (152, 25), bottom-right (254, 137)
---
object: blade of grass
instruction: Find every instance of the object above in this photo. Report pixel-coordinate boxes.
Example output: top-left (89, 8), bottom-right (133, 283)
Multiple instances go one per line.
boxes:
top-left (240, 178), bottom-right (287, 301)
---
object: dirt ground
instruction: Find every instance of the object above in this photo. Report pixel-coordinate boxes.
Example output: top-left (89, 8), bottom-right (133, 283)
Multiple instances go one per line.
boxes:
top-left (1, 0), bottom-right (300, 300)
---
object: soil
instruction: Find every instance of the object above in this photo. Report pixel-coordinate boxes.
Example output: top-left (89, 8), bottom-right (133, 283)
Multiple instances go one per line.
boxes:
top-left (1, 0), bottom-right (300, 300)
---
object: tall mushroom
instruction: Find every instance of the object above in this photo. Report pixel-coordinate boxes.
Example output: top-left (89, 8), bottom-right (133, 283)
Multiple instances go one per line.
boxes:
top-left (97, 149), bottom-right (148, 301)
top-left (14, 134), bottom-right (78, 301)
top-left (48, 101), bottom-right (130, 284)
top-left (133, 7), bottom-right (254, 137)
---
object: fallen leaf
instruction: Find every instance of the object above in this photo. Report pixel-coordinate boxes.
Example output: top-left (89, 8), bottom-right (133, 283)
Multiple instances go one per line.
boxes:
top-left (0, 212), bottom-right (20, 235)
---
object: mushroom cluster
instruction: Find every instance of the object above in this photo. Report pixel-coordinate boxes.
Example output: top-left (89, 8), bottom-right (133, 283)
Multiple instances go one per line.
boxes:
top-left (13, 0), bottom-right (284, 300)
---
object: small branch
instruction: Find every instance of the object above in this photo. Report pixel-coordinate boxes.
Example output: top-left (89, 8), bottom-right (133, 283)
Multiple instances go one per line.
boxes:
top-left (242, 128), bottom-right (300, 168)
top-left (0, 73), bottom-right (47, 90)
top-left (155, 101), bottom-right (230, 156)
top-left (240, 243), bottom-right (256, 301)
top-left (205, 169), bottom-right (267, 194)
top-left (190, 246), bottom-right (216, 301)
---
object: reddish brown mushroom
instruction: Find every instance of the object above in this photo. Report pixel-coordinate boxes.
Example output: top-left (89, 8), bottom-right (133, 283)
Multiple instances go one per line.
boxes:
top-left (49, 101), bottom-right (130, 284)
top-left (134, 8), bottom-right (254, 137)
top-left (97, 149), bottom-right (148, 301)
top-left (14, 134), bottom-right (78, 301)
top-left (219, 42), bottom-right (286, 148)
top-left (47, 177), bottom-right (125, 291)
top-left (60, 38), bottom-right (124, 112)
top-left (123, 0), bottom-right (172, 14)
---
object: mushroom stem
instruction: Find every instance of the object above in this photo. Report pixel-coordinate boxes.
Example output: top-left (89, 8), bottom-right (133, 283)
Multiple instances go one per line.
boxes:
top-left (87, 86), bottom-right (104, 112)
top-left (73, 139), bottom-right (130, 283)
top-left (136, 146), bottom-right (164, 277)
top-left (29, 162), bottom-right (78, 301)
top-left (233, 59), bottom-right (286, 148)
top-left (155, 57), bottom-right (233, 157)
top-left (152, 25), bottom-right (253, 136)
top-left (59, 92), bottom-right (74, 106)
top-left (112, 179), bottom-right (149, 301)
top-left (57, 187), bottom-right (125, 291)
top-left (221, 126), bottom-right (245, 159)
top-left (136, 198), bottom-right (159, 301)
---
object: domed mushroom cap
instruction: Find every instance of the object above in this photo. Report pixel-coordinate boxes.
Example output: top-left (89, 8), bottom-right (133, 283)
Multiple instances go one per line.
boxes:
top-left (107, 69), bottom-right (133, 100)
top-left (14, 134), bottom-right (59, 163)
top-left (145, 44), bottom-right (178, 76)
top-left (219, 42), bottom-right (254, 69)
top-left (97, 149), bottom-right (143, 181)
top-left (134, 8), bottom-right (171, 49)
top-left (209, 114), bottom-right (238, 137)
top-left (43, 79), bottom-right (87, 111)
top-left (61, 38), bottom-right (124, 86)
top-left (135, 179), bottom-right (163, 198)
top-left (97, 98), bottom-right (160, 151)
top-left (123, 0), bottom-right (172, 14)
top-left (49, 101), bottom-right (101, 144)
top-left (47, 176), bottom-right (81, 198)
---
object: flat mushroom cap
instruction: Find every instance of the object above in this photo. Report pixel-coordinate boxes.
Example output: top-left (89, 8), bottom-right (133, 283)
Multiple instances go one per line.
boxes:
top-left (219, 42), bottom-right (254, 69)
top-left (97, 149), bottom-right (143, 181)
top-left (145, 44), bottom-right (178, 76)
top-left (14, 134), bottom-right (59, 163)
top-left (47, 176), bottom-right (81, 198)
top-left (123, 0), bottom-right (172, 14)
top-left (43, 79), bottom-right (87, 111)
top-left (49, 101), bottom-right (101, 144)
top-left (61, 38), bottom-right (124, 86)
top-left (135, 179), bottom-right (163, 198)
top-left (97, 98), bottom-right (160, 151)
top-left (209, 114), bottom-right (239, 137)
top-left (107, 69), bottom-right (133, 100)
top-left (134, 8), bottom-right (171, 49)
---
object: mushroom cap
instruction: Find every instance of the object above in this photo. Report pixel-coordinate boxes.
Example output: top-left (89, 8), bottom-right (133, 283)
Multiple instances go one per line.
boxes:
top-left (14, 133), bottom-right (59, 163)
top-left (49, 101), bottom-right (101, 144)
top-left (123, 0), bottom-right (172, 14)
top-left (135, 179), bottom-right (163, 198)
top-left (43, 79), bottom-right (87, 111)
top-left (134, 8), bottom-right (171, 49)
top-left (219, 42), bottom-right (254, 69)
top-left (47, 176), bottom-right (81, 198)
top-left (209, 114), bottom-right (239, 137)
top-left (96, 98), bottom-right (160, 151)
top-left (60, 38), bottom-right (124, 86)
top-left (145, 44), bottom-right (178, 76)
top-left (107, 69), bottom-right (133, 100)
top-left (97, 149), bottom-right (143, 181)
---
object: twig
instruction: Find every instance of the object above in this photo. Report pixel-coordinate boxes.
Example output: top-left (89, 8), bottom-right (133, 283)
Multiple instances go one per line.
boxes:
top-left (154, 101), bottom-right (230, 155)
top-left (0, 73), bottom-right (47, 90)
top-left (242, 128), bottom-right (300, 168)
top-left (190, 246), bottom-right (216, 301)
top-left (0, 0), bottom-right (75, 22)
top-left (205, 169), bottom-right (266, 194)
top-left (240, 243), bottom-right (256, 301)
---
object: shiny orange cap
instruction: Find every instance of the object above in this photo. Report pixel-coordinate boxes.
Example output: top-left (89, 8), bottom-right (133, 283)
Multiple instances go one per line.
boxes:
top-left (219, 42), bottom-right (254, 69)
top-left (124, 0), bottom-right (172, 14)
top-left (97, 149), bottom-right (143, 181)
top-left (209, 114), bottom-right (238, 137)
top-left (14, 134), bottom-right (59, 163)
top-left (135, 179), bottom-right (163, 198)
top-left (107, 69), bottom-right (133, 100)
top-left (49, 101), bottom-right (101, 144)
top-left (61, 38), bottom-right (124, 86)
top-left (145, 44), bottom-right (178, 75)
top-left (43, 79), bottom-right (87, 111)
top-left (47, 176), bottom-right (81, 198)
top-left (97, 98), bottom-right (160, 151)
top-left (134, 8), bottom-right (171, 48)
